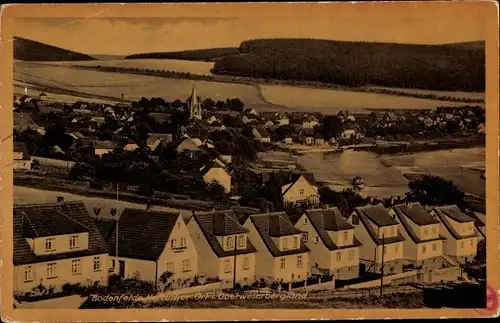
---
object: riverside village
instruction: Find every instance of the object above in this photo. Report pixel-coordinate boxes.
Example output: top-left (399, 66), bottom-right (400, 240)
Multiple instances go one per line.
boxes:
top-left (12, 82), bottom-right (486, 309)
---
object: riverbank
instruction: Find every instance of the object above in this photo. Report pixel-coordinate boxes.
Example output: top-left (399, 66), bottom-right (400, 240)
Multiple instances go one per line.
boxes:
top-left (63, 64), bottom-right (484, 105)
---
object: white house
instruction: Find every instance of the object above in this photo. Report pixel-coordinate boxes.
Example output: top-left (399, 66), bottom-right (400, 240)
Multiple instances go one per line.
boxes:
top-left (295, 208), bottom-right (361, 280)
top-left (302, 116), bottom-right (319, 129)
top-left (243, 212), bottom-right (310, 286)
top-left (187, 210), bottom-right (257, 288)
top-left (346, 206), bottom-right (405, 275)
top-left (430, 205), bottom-right (479, 264)
top-left (252, 126), bottom-right (271, 143)
top-left (13, 201), bottom-right (109, 294)
top-left (200, 162), bottom-right (232, 193)
top-left (93, 141), bottom-right (118, 157)
top-left (389, 203), bottom-right (446, 269)
top-left (267, 172), bottom-right (320, 208)
top-left (105, 208), bottom-right (198, 288)
top-left (172, 135), bottom-right (202, 158)
top-left (13, 142), bottom-right (32, 170)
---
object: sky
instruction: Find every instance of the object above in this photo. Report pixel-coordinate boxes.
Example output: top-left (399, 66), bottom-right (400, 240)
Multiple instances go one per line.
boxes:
top-left (12, 3), bottom-right (487, 56)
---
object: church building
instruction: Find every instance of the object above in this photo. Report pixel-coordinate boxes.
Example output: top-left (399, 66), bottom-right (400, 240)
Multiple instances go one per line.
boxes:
top-left (189, 83), bottom-right (202, 120)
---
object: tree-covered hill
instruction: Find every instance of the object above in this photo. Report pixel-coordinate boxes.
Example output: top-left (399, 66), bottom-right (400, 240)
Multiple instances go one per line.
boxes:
top-left (14, 37), bottom-right (96, 61)
top-left (125, 47), bottom-right (240, 62)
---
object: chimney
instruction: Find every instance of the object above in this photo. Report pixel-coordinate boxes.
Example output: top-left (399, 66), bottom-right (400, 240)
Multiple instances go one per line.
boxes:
top-left (57, 196), bottom-right (64, 203)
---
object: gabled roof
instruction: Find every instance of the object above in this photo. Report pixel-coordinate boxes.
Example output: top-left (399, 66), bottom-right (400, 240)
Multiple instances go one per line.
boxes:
top-left (393, 203), bottom-right (440, 226)
top-left (93, 140), bottom-right (119, 150)
top-left (200, 160), bottom-right (229, 176)
top-left (192, 210), bottom-right (256, 258)
top-left (352, 206), bottom-right (405, 245)
top-left (467, 211), bottom-right (486, 228)
top-left (249, 213), bottom-right (309, 257)
top-left (253, 125), bottom-right (270, 138)
top-left (432, 205), bottom-right (478, 241)
top-left (391, 204), bottom-right (446, 244)
top-left (148, 112), bottom-right (172, 123)
top-left (13, 142), bottom-right (31, 160)
top-left (108, 208), bottom-right (179, 261)
top-left (265, 171), bottom-right (317, 189)
top-left (13, 202), bottom-right (109, 265)
top-left (94, 219), bottom-right (116, 243)
top-left (355, 205), bottom-right (399, 227)
top-left (434, 205), bottom-right (475, 223)
top-left (304, 208), bottom-right (361, 251)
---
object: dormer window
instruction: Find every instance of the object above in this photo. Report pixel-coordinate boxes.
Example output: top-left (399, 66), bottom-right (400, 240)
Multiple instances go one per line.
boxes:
top-left (238, 235), bottom-right (246, 248)
top-left (283, 237), bottom-right (289, 250)
top-left (300, 189), bottom-right (304, 196)
top-left (292, 236), bottom-right (299, 249)
top-left (343, 231), bottom-right (349, 242)
top-left (226, 236), bottom-right (234, 250)
top-left (45, 238), bottom-right (56, 252)
top-left (69, 235), bottom-right (79, 249)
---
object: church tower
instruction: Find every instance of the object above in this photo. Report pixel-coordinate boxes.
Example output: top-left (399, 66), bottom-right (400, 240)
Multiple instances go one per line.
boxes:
top-left (188, 83), bottom-right (202, 120)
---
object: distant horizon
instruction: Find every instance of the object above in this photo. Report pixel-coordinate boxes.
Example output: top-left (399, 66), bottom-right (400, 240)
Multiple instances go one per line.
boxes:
top-left (14, 35), bottom-right (486, 58)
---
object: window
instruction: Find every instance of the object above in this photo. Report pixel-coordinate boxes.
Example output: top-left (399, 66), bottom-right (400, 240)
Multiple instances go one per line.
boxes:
top-left (394, 244), bottom-right (399, 253)
top-left (46, 263), bottom-right (57, 278)
top-left (460, 241), bottom-right (465, 248)
top-left (180, 238), bottom-right (186, 248)
top-left (166, 261), bottom-right (175, 273)
top-left (470, 239), bottom-right (474, 247)
top-left (299, 189), bottom-right (304, 195)
top-left (302, 232), bottom-right (309, 242)
top-left (336, 252), bottom-right (342, 262)
top-left (69, 235), bottom-right (79, 249)
top-left (242, 257), bottom-right (250, 270)
top-left (72, 259), bottom-right (81, 275)
top-left (314, 236), bottom-right (319, 244)
top-left (304, 218), bottom-right (308, 224)
top-left (224, 260), bottom-right (232, 273)
top-left (182, 259), bottom-right (191, 272)
top-left (348, 250), bottom-right (354, 261)
top-left (423, 228), bottom-right (428, 236)
top-left (111, 259), bottom-right (115, 269)
top-left (432, 243), bottom-right (437, 251)
top-left (343, 231), bottom-right (349, 242)
top-left (283, 238), bottom-right (288, 250)
top-left (292, 236), bottom-right (298, 249)
top-left (226, 236), bottom-right (234, 250)
top-left (93, 256), bottom-right (101, 272)
top-left (45, 238), bottom-right (55, 252)
top-left (24, 266), bottom-right (33, 282)
top-left (280, 258), bottom-right (286, 269)
top-left (297, 255), bottom-right (303, 267)
top-left (171, 239), bottom-right (177, 249)
top-left (177, 222), bottom-right (181, 229)
top-left (422, 245), bottom-right (427, 254)
top-left (238, 235), bottom-right (246, 248)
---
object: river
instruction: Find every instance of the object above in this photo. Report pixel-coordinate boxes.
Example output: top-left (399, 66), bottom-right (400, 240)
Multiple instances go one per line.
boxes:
top-left (297, 147), bottom-right (485, 199)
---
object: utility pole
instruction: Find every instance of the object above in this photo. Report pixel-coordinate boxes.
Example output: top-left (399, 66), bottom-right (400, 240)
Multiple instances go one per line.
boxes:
top-left (233, 236), bottom-right (237, 294)
top-left (380, 234), bottom-right (385, 297)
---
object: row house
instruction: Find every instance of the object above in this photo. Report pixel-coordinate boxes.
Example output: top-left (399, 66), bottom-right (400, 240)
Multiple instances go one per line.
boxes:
top-left (430, 205), bottom-right (479, 264)
top-left (243, 212), bottom-right (310, 285)
top-left (104, 208), bottom-right (198, 284)
top-left (389, 203), bottom-right (446, 269)
top-left (347, 205), bottom-right (405, 275)
top-left (295, 208), bottom-right (361, 280)
top-left (467, 210), bottom-right (486, 241)
top-left (13, 202), bottom-right (109, 294)
top-left (187, 210), bottom-right (257, 287)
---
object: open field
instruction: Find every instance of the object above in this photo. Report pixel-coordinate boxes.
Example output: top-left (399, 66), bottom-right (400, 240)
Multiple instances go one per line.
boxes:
top-left (43, 58), bottom-right (215, 76)
top-left (14, 61), bottom-right (483, 113)
top-left (260, 84), bottom-right (485, 111)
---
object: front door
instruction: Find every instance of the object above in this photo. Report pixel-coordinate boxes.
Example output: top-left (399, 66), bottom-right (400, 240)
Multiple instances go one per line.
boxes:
top-left (119, 260), bottom-right (125, 278)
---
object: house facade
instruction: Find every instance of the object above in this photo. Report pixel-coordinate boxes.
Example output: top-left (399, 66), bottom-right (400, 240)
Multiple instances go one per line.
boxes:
top-left (295, 208), bottom-right (361, 280)
top-left (187, 210), bottom-right (257, 287)
top-left (243, 212), bottom-right (310, 285)
top-left (430, 205), bottom-right (479, 264)
top-left (252, 126), bottom-right (271, 143)
top-left (281, 174), bottom-right (320, 207)
top-left (347, 206), bottom-right (405, 275)
top-left (13, 201), bottom-right (109, 294)
top-left (13, 142), bottom-right (32, 170)
top-left (107, 208), bottom-right (198, 285)
top-left (389, 203), bottom-right (446, 269)
top-left (200, 162), bottom-right (232, 193)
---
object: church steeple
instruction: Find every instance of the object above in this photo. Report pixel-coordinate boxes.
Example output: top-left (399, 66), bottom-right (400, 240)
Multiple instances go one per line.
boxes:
top-left (189, 83), bottom-right (202, 120)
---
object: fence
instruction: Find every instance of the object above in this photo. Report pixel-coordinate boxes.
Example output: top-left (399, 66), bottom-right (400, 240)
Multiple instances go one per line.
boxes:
top-left (342, 270), bottom-right (419, 289)
top-left (308, 285), bottom-right (419, 299)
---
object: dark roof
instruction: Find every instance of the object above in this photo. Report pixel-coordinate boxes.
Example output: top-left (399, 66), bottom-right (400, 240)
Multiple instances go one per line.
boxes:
top-left (434, 205), bottom-right (475, 223)
top-left (192, 211), bottom-right (256, 258)
top-left (93, 140), bottom-right (119, 150)
top-left (146, 133), bottom-right (172, 145)
top-left (393, 203), bottom-right (440, 226)
top-left (304, 208), bottom-right (361, 251)
top-left (264, 171), bottom-right (317, 190)
top-left (432, 206), bottom-right (478, 241)
top-left (250, 213), bottom-right (309, 257)
top-left (108, 208), bottom-right (179, 261)
top-left (94, 219), bottom-right (117, 243)
top-left (352, 207), bottom-right (405, 245)
top-left (253, 126), bottom-right (270, 138)
top-left (13, 202), bottom-right (109, 265)
top-left (200, 160), bottom-right (228, 176)
top-left (356, 205), bottom-right (399, 227)
top-left (467, 211), bottom-right (486, 227)
top-left (13, 142), bottom-right (31, 160)
top-left (392, 204), bottom-right (446, 244)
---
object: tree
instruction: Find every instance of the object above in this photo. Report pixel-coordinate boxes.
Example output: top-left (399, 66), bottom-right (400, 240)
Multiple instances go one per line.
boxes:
top-left (204, 182), bottom-right (226, 205)
top-left (201, 98), bottom-right (215, 111)
top-left (406, 175), bottom-right (466, 207)
top-left (274, 124), bottom-right (296, 141)
top-left (226, 98), bottom-right (244, 112)
top-left (320, 115), bottom-right (344, 140)
top-left (170, 110), bottom-right (188, 129)
top-left (475, 239), bottom-right (486, 264)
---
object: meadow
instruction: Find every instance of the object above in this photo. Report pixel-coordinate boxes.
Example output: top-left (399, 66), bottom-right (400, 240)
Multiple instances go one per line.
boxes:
top-left (15, 61), bottom-right (484, 113)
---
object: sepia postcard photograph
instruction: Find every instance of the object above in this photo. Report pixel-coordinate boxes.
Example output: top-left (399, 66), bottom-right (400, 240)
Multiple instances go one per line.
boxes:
top-left (1, 2), bottom-right (499, 321)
